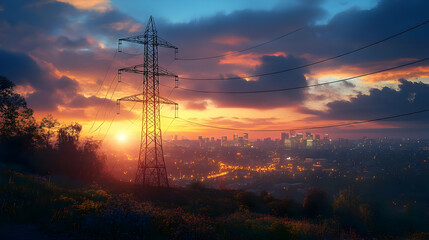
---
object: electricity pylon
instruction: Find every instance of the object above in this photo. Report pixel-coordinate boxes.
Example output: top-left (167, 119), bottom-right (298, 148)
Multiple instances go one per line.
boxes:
top-left (117, 16), bottom-right (178, 187)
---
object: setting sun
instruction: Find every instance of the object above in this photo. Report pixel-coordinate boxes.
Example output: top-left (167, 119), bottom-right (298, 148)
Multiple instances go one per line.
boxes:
top-left (118, 134), bottom-right (126, 142)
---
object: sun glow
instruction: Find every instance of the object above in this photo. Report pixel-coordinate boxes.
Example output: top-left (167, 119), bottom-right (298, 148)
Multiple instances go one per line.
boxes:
top-left (118, 134), bottom-right (126, 142)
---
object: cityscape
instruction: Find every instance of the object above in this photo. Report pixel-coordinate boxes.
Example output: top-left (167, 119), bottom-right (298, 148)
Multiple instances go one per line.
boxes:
top-left (109, 133), bottom-right (428, 202)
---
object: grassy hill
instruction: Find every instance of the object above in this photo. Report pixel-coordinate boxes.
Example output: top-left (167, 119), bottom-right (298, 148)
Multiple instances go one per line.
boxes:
top-left (1, 164), bottom-right (428, 239)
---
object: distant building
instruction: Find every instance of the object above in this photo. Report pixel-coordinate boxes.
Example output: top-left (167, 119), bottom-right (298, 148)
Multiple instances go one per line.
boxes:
top-left (243, 133), bottom-right (249, 145)
top-left (221, 136), bottom-right (227, 147)
top-left (198, 136), bottom-right (203, 147)
top-left (281, 132), bottom-right (290, 143)
top-left (306, 139), bottom-right (313, 148)
top-left (290, 130), bottom-right (296, 137)
top-left (315, 134), bottom-right (320, 140)
top-left (233, 133), bottom-right (238, 142)
top-left (324, 134), bottom-right (329, 141)
top-left (284, 139), bottom-right (292, 148)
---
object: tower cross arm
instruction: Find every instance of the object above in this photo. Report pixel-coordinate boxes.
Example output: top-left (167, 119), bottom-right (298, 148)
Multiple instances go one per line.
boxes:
top-left (118, 64), bottom-right (177, 77)
top-left (119, 35), bottom-right (147, 45)
top-left (118, 64), bottom-right (145, 74)
top-left (118, 94), bottom-right (178, 105)
top-left (157, 36), bottom-right (178, 50)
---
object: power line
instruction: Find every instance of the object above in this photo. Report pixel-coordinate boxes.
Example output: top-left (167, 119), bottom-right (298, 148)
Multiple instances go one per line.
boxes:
top-left (175, 58), bottom-right (428, 94)
top-left (94, 51), bottom-right (117, 96)
top-left (89, 74), bottom-right (117, 131)
top-left (172, 109), bottom-right (429, 132)
top-left (162, 117), bottom-right (176, 136)
top-left (180, 20), bottom-right (429, 81)
top-left (91, 79), bottom-right (120, 133)
top-left (102, 113), bottom-right (117, 142)
top-left (176, 27), bottom-right (303, 61)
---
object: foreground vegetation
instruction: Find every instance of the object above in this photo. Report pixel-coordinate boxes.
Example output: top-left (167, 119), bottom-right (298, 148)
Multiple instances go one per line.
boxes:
top-left (0, 165), bottom-right (354, 239)
top-left (2, 166), bottom-right (429, 239)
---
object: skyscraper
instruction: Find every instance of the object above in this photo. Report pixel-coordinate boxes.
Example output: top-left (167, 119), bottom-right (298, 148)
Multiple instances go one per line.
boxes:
top-left (243, 133), bottom-right (249, 145)
top-left (315, 134), bottom-right (320, 140)
top-left (233, 133), bottom-right (238, 142)
top-left (221, 136), bottom-right (227, 147)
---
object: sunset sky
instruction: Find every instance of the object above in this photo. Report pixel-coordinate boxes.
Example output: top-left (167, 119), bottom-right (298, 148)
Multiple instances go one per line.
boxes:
top-left (1, 0), bottom-right (428, 150)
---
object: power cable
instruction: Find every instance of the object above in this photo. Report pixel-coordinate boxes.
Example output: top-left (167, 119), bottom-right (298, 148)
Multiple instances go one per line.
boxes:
top-left (172, 109), bottom-right (429, 132)
top-left (89, 74), bottom-right (117, 131)
top-left (91, 79), bottom-right (120, 133)
top-left (176, 58), bottom-right (428, 94)
top-left (180, 20), bottom-right (429, 81)
top-left (176, 27), bottom-right (303, 61)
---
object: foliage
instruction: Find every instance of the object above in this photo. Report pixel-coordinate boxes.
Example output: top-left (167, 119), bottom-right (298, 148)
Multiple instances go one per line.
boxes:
top-left (303, 187), bottom-right (328, 217)
top-left (0, 76), bottom-right (105, 182)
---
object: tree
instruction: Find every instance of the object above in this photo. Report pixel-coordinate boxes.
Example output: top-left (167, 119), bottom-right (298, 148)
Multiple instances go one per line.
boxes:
top-left (39, 114), bottom-right (59, 148)
top-left (57, 122), bottom-right (82, 150)
top-left (0, 76), bottom-right (35, 138)
top-left (303, 187), bottom-right (327, 217)
top-left (0, 76), bottom-right (38, 166)
top-left (333, 187), bottom-right (373, 232)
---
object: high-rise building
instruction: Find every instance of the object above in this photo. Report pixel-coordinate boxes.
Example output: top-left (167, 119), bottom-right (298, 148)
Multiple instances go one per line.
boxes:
top-left (290, 130), bottom-right (296, 137)
top-left (198, 136), bottom-right (203, 147)
top-left (221, 136), bottom-right (227, 147)
top-left (281, 132), bottom-right (290, 141)
top-left (305, 132), bottom-right (313, 140)
top-left (243, 133), bottom-right (249, 145)
top-left (296, 133), bottom-right (303, 139)
top-left (233, 133), bottom-right (238, 142)
top-left (306, 139), bottom-right (313, 148)
top-left (315, 134), bottom-right (320, 140)
top-left (324, 134), bottom-right (329, 140)
top-left (284, 139), bottom-right (292, 148)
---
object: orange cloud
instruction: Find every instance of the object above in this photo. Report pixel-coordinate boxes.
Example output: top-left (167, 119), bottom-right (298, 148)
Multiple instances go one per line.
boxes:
top-left (212, 36), bottom-right (249, 45)
top-left (111, 21), bottom-right (143, 33)
top-left (308, 59), bottom-right (429, 84)
top-left (219, 52), bottom-right (287, 67)
top-left (56, 0), bottom-right (112, 12)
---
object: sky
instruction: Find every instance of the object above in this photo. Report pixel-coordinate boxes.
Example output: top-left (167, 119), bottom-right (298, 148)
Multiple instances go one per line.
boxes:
top-left (0, 0), bottom-right (429, 150)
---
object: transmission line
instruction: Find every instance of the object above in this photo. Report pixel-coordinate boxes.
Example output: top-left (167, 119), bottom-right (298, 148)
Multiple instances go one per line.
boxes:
top-left (171, 109), bottom-right (429, 132)
top-left (175, 58), bottom-right (428, 94)
top-left (91, 79), bottom-right (120, 133)
top-left (94, 51), bottom-right (117, 96)
top-left (176, 27), bottom-right (303, 61)
top-left (89, 74), bottom-right (118, 131)
top-left (180, 20), bottom-right (428, 81)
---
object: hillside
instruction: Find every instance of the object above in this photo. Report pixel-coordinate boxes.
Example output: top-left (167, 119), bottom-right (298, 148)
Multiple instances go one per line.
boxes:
top-left (0, 164), bottom-right (355, 240)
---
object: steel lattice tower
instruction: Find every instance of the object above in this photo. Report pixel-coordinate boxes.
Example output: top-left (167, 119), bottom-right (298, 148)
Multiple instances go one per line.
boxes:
top-left (117, 16), bottom-right (178, 187)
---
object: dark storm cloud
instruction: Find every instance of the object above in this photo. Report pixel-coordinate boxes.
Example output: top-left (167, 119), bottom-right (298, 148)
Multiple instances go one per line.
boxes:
top-left (172, 54), bottom-right (309, 109)
top-left (0, 49), bottom-right (111, 111)
top-left (302, 79), bottom-right (429, 123)
top-left (307, 0), bottom-right (429, 64)
top-left (158, 1), bottom-right (327, 63)
top-left (213, 55), bottom-right (308, 108)
top-left (161, 0), bottom-right (429, 81)
top-left (55, 36), bottom-right (93, 49)
top-left (0, 0), bottom-right (77, 32)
